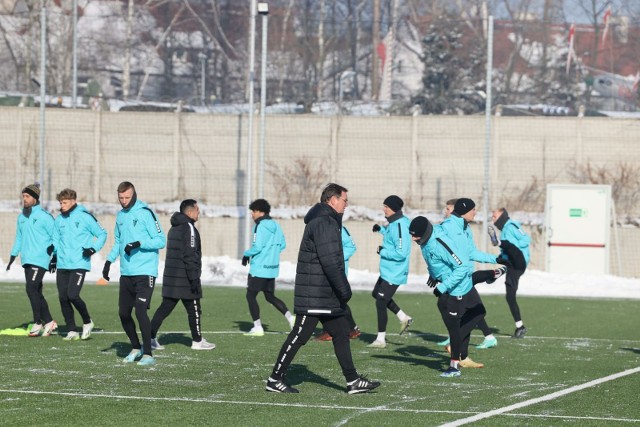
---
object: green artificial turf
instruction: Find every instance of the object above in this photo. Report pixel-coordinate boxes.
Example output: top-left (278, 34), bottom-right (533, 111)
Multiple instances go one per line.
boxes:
top-left (0, 283), bottom-right (638, 426)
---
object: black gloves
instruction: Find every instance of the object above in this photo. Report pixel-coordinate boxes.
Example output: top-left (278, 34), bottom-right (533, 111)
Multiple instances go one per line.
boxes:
top-left (241, 256), bottom-right (250, 266)
top-left (433, 288), bottom-right (442, 297)
top-left (49, 255), bottom-right (57, 274)
top-left (372, 224), bottom-right (381, 232)
top-left (427, 276), bottom-right (439, 288)
top-left (190, 278), bottom-right (201, 294)
top-left (376, 246), bottom-right (383, 254)
top-left (124, 241), bottom-right (141, 255)
top-left (102, 261), bottom-right (111, 281)
top-left (496, 256), bottom-right (510, 266)
top-left (82, 247), bottom-right (96, 258)
top-left (46, 244), bottom-right (54, 256)
top-left (6, 255), bottom-right (16, 271)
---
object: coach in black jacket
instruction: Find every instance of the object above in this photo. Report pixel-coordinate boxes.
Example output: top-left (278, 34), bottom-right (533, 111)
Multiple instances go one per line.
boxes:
top-left (266, 183), bottom-right (380, 394)
top-left (150, 199), bottom-right (215, 351)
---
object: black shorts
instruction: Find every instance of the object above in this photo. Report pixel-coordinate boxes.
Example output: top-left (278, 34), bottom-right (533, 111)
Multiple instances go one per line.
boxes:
top-left (247, 275), bottom-right (276, 293)
top-left (119, 275), bottom-right (156, 309)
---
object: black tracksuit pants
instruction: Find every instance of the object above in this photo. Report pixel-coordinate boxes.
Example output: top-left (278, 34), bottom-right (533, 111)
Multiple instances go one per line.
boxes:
top-left (151, 297), bottom-right (203, 342)
top-left (437, 287), bottom-right (486, 361)
top-left (56, 269), bottom-right (91, 331)
top-left (270, 313), bottom-right (359, 383)
top-left (24, 265), bottom-right (53, 325)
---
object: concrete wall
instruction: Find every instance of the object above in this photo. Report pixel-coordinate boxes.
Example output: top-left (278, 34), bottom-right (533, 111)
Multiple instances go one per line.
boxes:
top-left (1, 212), bottom-right (637, 278)
top-left (1, 108), bottom-right (639, 277)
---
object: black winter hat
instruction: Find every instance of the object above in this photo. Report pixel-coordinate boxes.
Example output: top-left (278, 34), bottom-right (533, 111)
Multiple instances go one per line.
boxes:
top-left (22, 183), bottom-right (41, 201)
top-left (249, 198), bottom-right (271, 214)
top-left (383, 195), bottom-right (404, 212)
top-left (453, 198), bottom-right (475, 216)
top-left (409, 216), bottom-right (433, 245)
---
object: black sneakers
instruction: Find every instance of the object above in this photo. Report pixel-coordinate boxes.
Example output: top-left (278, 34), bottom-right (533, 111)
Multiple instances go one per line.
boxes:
top-left (512, 325), bottom-right (528, 339)
top-left (347, 376), bottom-right (381, 394)
top-left (266, 377), bottom-right (299, 393)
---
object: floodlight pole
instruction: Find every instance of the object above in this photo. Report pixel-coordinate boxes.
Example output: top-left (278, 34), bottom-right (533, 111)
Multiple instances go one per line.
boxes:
top-left (72, 0), bottom-right (78, 108)
top-left (39, 1), bottom-right (47, 193)
top-left (198, 52), bottom-right (207, 105)
top-left (481, 16), bottom-right (494, 251)
top-left (258, 2), bottom-right (269, 198)
top-left (244, 0), bottom-right (257, 250)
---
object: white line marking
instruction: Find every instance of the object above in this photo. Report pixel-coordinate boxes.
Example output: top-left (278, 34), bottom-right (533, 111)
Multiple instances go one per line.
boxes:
top-left (0, 388), bottom-right (475, 414)
top-left (34, 330), bottom-right (640, 343)
top-left (0, 389), bottom-right (637, 424)
top-left (439, 366), bottom-right (640, 427)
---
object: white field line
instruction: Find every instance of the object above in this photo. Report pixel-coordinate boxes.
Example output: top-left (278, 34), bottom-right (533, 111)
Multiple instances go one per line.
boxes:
top-left (439, 366), bottom-right (640, 427)
top-left (0, 388), bottom-right (638, 424)
top-left (47, 330), bottom-right (640, 343)
top-left (0, 388), bottom-right (476, 415)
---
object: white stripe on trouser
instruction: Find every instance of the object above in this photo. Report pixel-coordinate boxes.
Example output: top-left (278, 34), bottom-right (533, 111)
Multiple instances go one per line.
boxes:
top-left (192, 299), bottom-right (201, 336)
top-left (275, 315), bottom-right (306, 374)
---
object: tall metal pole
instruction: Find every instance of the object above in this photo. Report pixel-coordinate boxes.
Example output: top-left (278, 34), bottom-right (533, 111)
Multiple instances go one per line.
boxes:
top-left (481, 16), bottom-right (494, 251)
top-left (39, 2), bottom-right (47, 192)
top-left (199, 52), bottom-right (206, 105)
top-left (258, 5), bottom-right (268, 198)
top-left (72, 0), bottom-right (78, 108)
top-left (244, 0), bottom-right (257, 249)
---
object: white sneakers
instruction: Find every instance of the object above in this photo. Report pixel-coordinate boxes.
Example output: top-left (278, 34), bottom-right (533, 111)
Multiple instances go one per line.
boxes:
top-left (81, 321), bottom-right (94, 340)
top-left (28, 323), bottom-right (43, 337)
top-left (150, 338), bottom-right (165, 350)
top-left (42, 320), bottom-right (58, 337)
top-left (367, 340), bottom-right (386, 348)
top-left (243, 327), bottom-right (265, 337)
top-left (191, 338), bottom-right (216, 350)
top-left (63, 331), bottom-right (80, 341)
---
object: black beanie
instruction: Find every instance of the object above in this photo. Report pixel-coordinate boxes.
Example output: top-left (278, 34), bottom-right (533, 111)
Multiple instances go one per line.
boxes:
top-left (383, 195), bottom-right (404, 212)
top-left (453, 198), bottom-right (475, 216)
top-left (409, 216), bottom-right (433, 245)
top-left (22, 183), bottom-right (41, 201)
top-left (249, 198), bottom-right (271, 215)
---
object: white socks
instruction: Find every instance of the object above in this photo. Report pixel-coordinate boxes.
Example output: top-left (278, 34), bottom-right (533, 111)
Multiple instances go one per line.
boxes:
top-left (515, 320), bottom-right (523, 328)
top-left (376, 332), bottom-right (386, 342)
top-left (284, 311), bottom-right (293, 321)
top-left (396, 310), bottom-right (409, 321)
top-left (254, 319), bottom-right (263, 329)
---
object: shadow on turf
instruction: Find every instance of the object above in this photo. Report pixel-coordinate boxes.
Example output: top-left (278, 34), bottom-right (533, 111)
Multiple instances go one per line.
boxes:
top-left (234, 320), bottom-right (286, 333)
top-left (102, 341), bottom-right (138, 357)
top-left (286, 363), bottom-right (346, 392)
top-left (156, 333), bottom-right (192, 347)
top-left (621, 347), bottom-right (640, 354)
top-left (369, 344), bottom-right (445, 371)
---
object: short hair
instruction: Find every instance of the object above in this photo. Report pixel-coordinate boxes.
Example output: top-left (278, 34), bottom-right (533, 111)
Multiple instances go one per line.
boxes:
top-left (56, 188), bottom-right (77, 201)
top-left (446, 198), bottom-right (457, 206)
top-left (249, 198), bottom-right (271, 214)
top-left (180, 199), bottom-right (198, 214)
top-left (117, 181), bottom-right (135, 193)
top-left (321, 183), bottom-right (348, 203)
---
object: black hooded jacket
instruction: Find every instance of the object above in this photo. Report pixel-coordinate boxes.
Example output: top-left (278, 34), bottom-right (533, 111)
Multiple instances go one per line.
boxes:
top-left (294, 203), bottom-right (352, 315)
top-left (162, 212), bottom-right (202, 299)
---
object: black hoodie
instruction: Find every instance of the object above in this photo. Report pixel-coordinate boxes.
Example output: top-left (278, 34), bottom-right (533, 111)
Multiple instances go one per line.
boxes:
top-left (294, 203), bottom-right (351, 315)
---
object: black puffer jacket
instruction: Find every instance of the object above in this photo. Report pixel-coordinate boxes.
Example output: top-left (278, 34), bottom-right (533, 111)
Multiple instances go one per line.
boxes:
top-left (294, 203), bottom-right (351, 315)
top-left (162, 212), bottom-right (202, 299)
